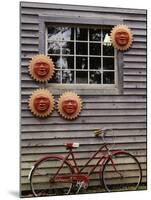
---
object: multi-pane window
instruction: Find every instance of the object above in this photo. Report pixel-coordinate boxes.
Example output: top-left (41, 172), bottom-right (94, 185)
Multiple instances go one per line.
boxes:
top-left (46, 25), bottom-right (116, 85)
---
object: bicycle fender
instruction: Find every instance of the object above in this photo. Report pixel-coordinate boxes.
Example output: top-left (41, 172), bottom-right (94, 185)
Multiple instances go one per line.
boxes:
top-left (110, 149), bottom-right (131, 156)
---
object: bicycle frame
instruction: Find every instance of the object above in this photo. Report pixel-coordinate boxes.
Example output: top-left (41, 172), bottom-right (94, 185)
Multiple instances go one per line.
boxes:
top-left (32, 142), bottom-right (129, 187)
top-left (69, 144), bottom-right (110, 176)
top-left (48, 144), bottom-right (127, 181)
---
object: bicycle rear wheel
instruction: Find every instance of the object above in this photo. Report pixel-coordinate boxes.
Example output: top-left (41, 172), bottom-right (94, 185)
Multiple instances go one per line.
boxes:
top-left (29, 156), bottom-right (73, 197)
top-left (102, 152), bottom-right (142, 192)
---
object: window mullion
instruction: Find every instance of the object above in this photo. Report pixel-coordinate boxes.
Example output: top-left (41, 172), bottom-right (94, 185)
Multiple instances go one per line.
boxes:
top-left (101, 28), bottom-right (103, 84)
top-left (74, 27), bottom-right (76, 84)
top-left (88, 28), bottom-right (90, 84)
top-left (60, 38), bottom-right (63, 84)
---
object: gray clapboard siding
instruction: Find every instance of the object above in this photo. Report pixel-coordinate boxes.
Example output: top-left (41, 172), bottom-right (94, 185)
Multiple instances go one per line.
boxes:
top-left (21, 129), bottom-right (146, 140)
top-left (21, 110), bottom-right (146, 119)
top-left (20, 2), bottom-right (147, 194)
top-left (21, 143), bottom-right (146, 155)
top-left (20, 2), bottom-right (146, 14)
top-left (21, 135), bottom-right (146, 146)
top-left (21, 94), bottom-right (146, 102)
top-left (21, 116), bottom-right (146, 126)
top-left (21, 123), bottom-right (146, 133)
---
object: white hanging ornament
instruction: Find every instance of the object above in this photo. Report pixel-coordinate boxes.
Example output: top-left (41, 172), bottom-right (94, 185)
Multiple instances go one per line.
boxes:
top-left (103, 33), bottom-right (112, 46)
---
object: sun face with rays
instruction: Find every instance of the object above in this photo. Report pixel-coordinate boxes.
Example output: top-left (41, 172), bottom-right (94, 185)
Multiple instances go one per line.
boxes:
top-left (110, 24), bottom-right (133, 51)
top-left (28, 54), bottom-right (55, 82)
top-left (57, 92), bottom-right (82, 120)
top-left (28, 89), bottom-right (54, 118)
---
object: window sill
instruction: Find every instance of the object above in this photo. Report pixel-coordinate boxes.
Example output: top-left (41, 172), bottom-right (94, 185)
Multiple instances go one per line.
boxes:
top-left (46, 83), bottom-right (120, 95)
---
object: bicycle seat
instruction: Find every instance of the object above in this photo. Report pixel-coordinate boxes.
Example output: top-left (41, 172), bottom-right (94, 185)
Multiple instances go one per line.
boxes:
top-left (65, 143), bottom-right (80, 149)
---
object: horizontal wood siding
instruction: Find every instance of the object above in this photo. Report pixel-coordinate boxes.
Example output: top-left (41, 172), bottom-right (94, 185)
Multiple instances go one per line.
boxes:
top-left (20, 2), bottom-right (147, 193)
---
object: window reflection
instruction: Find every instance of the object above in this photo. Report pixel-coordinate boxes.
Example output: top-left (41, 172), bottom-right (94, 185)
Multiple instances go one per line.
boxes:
top-left (76, 42), bottom-right (88, 55)
top-left (47, 26), bottom-right (115, 85)
top-left (76, 57), bottom-right (88, 70)
top-left (89, 29), bottom-right (101, 41)
top-left (103, 45), bottom-right (114, 56)
top-left (76, 28), bottom-right (88, 41)
top-left (103, 72), bottom-right (114, 84)
top-left (76, 71), bottom-right (88, 83)
top-left (49, 70), bottom-right (61, 83)
top-left (90, 43), bottom-right (101, 55)
top-left (90, 71), bottom-right (101, 84)
top-left (62, 70), bottom-right (74, 83)
top-left (103, 57), bottom-right (114, 70)
top-left (90, 57), bottom-right (101, 70)
top-left (62, 42), bottom-right (74, 55)
top-left (48, 27), bottom-right (73, 41)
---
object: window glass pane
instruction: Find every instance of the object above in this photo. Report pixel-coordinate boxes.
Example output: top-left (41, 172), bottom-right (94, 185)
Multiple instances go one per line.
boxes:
top-left (103, 72), bottom-right (114, 84)
top-left (62, 70), bottom-right (74, 83)
top-left (48, 27), bottom-right (61, 41)
top-left (90, 57), bottom-right (101, 70)
top-left (55, 57), bottom-right (63, 69)
top-left (76, 71), bottom-right (88, 83)
top-left (62, 42), bottom-right (74, 55)
top-left (90, 43), bottom-right (101, 55)
top-left (76, 28), bottom-right (88, 41)
top-left (103, 57), bottom-right (114, 70)
top-left (103, 46), bottom-right (114, 56)
top-left (51, 56), bottom-right (73, 70)
top-left (48, 41), bottom-right (61, 54)
top-left (90, 71), bottom-right (101, 84)
top-left (48, 27), bottom-right (74, 41)
top-left (76, 57), bottom-right (88, 70)
top-left (76, 42), bottom-right (88, 55)
top-left (89, 28), bottom-right (101, 41)
top-left (49, 70), bottom-right (61, 83)
top-left (50, 56), bottom-right (60, 69)
top-left (103, 29), bottom-right (111, 41)
top-left (61, 56), bottom-right (74, 70)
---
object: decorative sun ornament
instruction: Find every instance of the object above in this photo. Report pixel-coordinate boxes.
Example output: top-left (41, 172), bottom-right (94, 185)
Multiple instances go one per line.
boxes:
top-left (28, 54), bottom-right (55, 82)
top-left (28, 89), bottom-right (54, 118)
top-left (57, 92), bottom-right (82, 120)
top-left (110, 24), bottom-right (133, 51)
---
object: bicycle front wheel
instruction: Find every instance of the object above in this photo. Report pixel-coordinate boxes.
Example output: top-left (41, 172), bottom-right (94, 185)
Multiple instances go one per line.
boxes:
top-left (29, 156), bottom-right (73, 197)
top-left (102, 152), bottom-right (142, 192)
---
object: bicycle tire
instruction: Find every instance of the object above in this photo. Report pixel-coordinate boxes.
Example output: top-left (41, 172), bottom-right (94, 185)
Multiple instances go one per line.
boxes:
top-left (102, 151), bottom-right (142, 192)
top-left (29, 155), bottom-right (74, 197)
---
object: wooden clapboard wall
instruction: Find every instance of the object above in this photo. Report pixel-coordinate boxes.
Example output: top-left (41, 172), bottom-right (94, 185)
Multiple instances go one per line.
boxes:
top-left (20, 2), bottom-right (147, 194)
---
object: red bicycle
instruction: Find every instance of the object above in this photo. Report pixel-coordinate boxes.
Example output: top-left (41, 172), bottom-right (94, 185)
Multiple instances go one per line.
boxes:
top-left (29, 128), bottom-right (142, 197)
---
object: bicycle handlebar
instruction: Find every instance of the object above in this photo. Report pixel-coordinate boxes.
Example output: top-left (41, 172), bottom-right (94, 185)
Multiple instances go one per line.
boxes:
top-left (93, 128), bottom-right (111, 137)
top-left (93, 128), bottom-right (116, 149)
